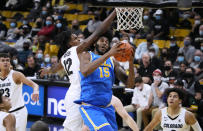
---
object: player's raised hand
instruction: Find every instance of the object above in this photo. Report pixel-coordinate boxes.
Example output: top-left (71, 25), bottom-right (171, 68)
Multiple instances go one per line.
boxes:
top-left (107, 42), bottom-right (125, 56)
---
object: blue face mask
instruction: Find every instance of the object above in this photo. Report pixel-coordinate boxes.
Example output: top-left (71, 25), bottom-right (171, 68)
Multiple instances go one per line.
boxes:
top-left (56, 23), bottom-right (62, 28)
top-left (170, 43), bottom-right (176, 47)
top-left (46, 21), bottom-right (52, 26)
top-left (194, 56), bottom-right (201, 62)
top-left (155, 15), bottom-right (161, 20)
top-left (42, 11), bottom-right (47, 15)
top-left (184, 40), bottom-right (190, 46)
top-left (178, 56), bottom-right (184, 62)
top-left (10, 22), bottom-right (16, 28)
top-left (199, 30), bottom-right (203, 36)
top-left (37, 53), bottom-right (43, 59)
top-left (23, 21), bottom-right (28, 25)
top-left (143, 15), bottom-right (149, 20)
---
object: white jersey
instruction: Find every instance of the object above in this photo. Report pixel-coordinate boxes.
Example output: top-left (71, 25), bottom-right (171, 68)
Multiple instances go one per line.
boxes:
top-left (161, 107), bottom-right (190, 131)
top-left (61, 46), bottom-right (82, 130)
top-left (0, 111), bottom-right (9, 131)
top-left (0, 70), bottom-right (24, 111)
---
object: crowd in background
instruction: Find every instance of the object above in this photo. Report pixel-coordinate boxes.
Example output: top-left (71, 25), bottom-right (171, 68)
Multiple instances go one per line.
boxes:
top-left (0, 0), bottom-right (203, 129)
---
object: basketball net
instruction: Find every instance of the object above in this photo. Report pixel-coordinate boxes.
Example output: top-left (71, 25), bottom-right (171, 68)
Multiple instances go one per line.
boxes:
top-left (115, 7), bottom-right (144, 30)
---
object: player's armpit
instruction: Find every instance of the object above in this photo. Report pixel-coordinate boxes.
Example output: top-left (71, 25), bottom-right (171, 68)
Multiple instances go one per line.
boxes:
top-left (144, 109), bottom-right (161, 131)
top-left (3, 114), bottom-right (16, 131)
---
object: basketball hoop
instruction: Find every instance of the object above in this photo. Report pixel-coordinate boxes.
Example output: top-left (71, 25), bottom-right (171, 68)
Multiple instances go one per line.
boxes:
top-left (115, 7), bottom-right (144, 31)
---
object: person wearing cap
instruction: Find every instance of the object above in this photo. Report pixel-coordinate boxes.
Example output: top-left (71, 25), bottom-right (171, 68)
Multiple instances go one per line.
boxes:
top-left (168, 36), bottom-right (179, 63)
top-left (142, 69), bottom-right (169, 129)
top-left (151, 9), bottom-right (169, 40)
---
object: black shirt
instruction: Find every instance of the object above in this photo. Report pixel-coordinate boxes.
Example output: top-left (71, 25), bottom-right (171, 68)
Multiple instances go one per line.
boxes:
top-left (23, 64), bottom-right (41, 77)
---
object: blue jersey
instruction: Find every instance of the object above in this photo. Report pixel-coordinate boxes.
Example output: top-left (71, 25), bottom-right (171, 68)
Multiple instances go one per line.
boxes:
top-left (75, 51), bottom-right (115, 107)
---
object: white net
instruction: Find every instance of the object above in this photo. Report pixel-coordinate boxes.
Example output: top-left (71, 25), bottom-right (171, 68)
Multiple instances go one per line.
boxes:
top-left (115, 7), bottom-right (144, 30)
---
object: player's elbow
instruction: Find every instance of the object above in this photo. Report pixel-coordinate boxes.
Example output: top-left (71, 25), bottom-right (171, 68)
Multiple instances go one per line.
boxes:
top-left (80, 69), bottom-right (88, 77)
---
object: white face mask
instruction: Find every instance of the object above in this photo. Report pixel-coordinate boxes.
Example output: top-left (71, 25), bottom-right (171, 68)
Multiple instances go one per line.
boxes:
top-left (13, 59), bottom-right (18, 65)
top-left (149, 52), bottom-right (154, 58)
top-left (194, 20), bottom-right (201, 25)
top-left (153, 76), bottom-right (161, 81)
top-left (137, 86), bottom-right (142, 90)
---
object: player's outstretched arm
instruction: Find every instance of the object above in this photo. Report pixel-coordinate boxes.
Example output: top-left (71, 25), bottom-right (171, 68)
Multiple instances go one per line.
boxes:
top-left (13, 71), bottom-right (39, 102)
top-left (3, 114), bottom-right (16, 131)
top-left (143, 110), bottom-right (161, 131)
top-left (111, 96), bottom-right (139, 131)
top-left (185, 111), bottom-right (202, 131)
top-left (80, 44), bottom-right (123, 77)
top-left (77, 10), bottom-right (116, 54)
top-left (114, 48), bottom-right (135, 88)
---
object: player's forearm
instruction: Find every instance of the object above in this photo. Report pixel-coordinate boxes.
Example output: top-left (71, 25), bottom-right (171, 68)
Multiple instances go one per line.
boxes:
top-left (81, 53), bottom-right (111, 77)
top-left (125, 116), bottom-right (139, 131)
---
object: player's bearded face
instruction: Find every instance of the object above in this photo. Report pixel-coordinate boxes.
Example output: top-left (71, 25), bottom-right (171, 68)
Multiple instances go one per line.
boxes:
top-left (95, 37), bottom-right (110, 55)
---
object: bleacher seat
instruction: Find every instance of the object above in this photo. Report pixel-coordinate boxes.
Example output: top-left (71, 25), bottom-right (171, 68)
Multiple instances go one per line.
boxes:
top-left (169, 28), bottom-right (191, 38)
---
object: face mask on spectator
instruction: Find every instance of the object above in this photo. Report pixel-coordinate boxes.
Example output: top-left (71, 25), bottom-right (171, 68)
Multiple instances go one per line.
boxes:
top-left (45, 57), bottom-right (50, 63)
top-left (37, 53), bottom-right (43, 59)
top-left (56, 23), bottom-right (62, 28)
top-left (143, 15), bottom-right (149, 20)
top-left (178, 56), bottom-right (184, 62)
top-left (10, 22), bottom-right (16, 28)
top-left (149, 52), bottom-right (154, 58)
top-left (199, 30), bottom-right (203, 36)
top-left (164, 66), bottom-right (171, 71)
top-left (153, 76), bottom-right (161, 81)
top-left (183, 14), bottom-right (190, 19)
top-left (23, 20), bottom-right (28, 25)
top-left (42, 11), bottom-right (47, 15)
top-left (13, 59), bottom-right (18, 65)
top-left (137, 86), bottom-right (142, 90)
top-left (184, 72), bottom-right (194, 78)
top-left (46, 21), bottom-right (52, 26)
top-left (194, 56), bottom-right (201, 62)
top-left (155, 15), bottom-right (161, 20)
top-left (184, 40), bottom-right (190, 46)
top-left (170, 42), bottom-right (176, 47)
top-left (195, 20), bottom-right (201, 25)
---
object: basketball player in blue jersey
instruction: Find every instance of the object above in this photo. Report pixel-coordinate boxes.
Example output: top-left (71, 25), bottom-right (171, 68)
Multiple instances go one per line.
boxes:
top-left (75, 36), bottom-right (135, 131)
top-left (144, 88), bottom-right (202, 131)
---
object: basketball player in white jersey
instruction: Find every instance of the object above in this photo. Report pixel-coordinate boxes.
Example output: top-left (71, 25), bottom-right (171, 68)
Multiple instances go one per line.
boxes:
top-left (144, 88), bottom-right (202, 131)
top-left (0, 53), bottom-right (39, 131)
top-left (0, 92), bottom-right (16, 131)
top-left (40, 10), bottom-right (117, 131)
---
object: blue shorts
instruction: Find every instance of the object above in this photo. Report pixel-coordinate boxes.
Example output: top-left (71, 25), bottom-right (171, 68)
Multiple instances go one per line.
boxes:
top-left (79, 105), bottom-right (118, 131)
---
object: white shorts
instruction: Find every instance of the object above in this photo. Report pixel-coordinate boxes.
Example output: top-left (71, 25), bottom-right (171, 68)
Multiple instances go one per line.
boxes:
top-left (63, 90), bottom-right (83, 131)
top-left (11, 106), bottom-right (28, 131)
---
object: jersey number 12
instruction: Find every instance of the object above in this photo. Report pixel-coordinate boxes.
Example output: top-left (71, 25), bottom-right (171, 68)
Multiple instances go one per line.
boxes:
top-left (64, 58), bottom-right (73, 76)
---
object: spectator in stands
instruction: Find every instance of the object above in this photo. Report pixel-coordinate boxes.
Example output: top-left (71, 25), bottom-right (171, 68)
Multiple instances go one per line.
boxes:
top-left (50, 55), bottom-right (58, 66)
top-left (137, 53), bottom-right (156, 84)
top-left (0, 16), bottom-right (7, 40)
top-left (23, 55), bottom-right (41, 77)
top-left (151, 9), bottom-right (169, 40)
top-left (173, 52), bottom-right (186, 69)
top-left (137, 10), bottom-right (153, 39)
top-left (177, 61), bottom-right (188, 80)
top-left (53, 9), bottom-right (68, 26)
top-left (183, 67), bottom-right (196, 96)
top-left (179, 11), bottom-right (192, 29)
top-left (31, 17), bottom-right (43, 37)
top-left (168, 36), bottom-right (179, 63)
top-left (190, 49), bottom-right (203, 69)
top-left (6, 20), bottom-right (18, 41)
top-left (159, 48), bottom-right (170, 65)
top-left (11, 55), bottom-right (24, 72)
top-left (178, 36), bottom-right (196, 64)
top-left (142, 69), bottom-right (169, 128)
top-left (193, 24), bottom-right (203, 49)
top-left (40, 54), bottom-right (51, 69)
top-left (54, 19), bottom-right (68, 35)
top-left (162, 60), bottom-right (178, 85)
top-left (149, 47), bottom-right (163, 71)
top-left (27, 0), bottom-right (41, 21)
top-left (40, 6), bottom-right (50, 22)
top-left (123, 77), bottom-right (151, 130)
top-left (37, 16), bottom-right (55, 41)
top-left (17, 40), bottom-right (32, 65)
top-left (135, 34), bottom-right (159, 60)
top-left (19, 17), bottom-right (32, 31)
top-left (71, 19), bottom-right (82, 35)
top-left (35, 49), bottom-right (44, 65)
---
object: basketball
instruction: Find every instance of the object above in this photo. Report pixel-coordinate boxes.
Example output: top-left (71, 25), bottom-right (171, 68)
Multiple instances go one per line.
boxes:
top-left (114, 42), bottom-right (133, 62)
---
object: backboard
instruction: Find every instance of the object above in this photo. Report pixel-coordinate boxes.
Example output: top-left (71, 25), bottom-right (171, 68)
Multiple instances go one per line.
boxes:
top-left (90, 0), bottom-right (203, 8)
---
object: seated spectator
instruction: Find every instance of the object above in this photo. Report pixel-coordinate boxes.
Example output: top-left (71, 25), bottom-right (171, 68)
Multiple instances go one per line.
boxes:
top-left (151, 9), bottom-right (169, 40)
top-left (178, 36), bottom-right (196, 64)
top-left (142, 69), bottom-right (169, 129)
top-left (19, 17), bottom-right (32, 31)
top-left (190, 49), bottom-right (203, 69)
top-left (159, 48), bottom-right (170, 65)
top-left (35, 49), bottom-right (44, 66)
top-left (27, 0), bottom-right (41, 21)
top-left (183, 67), bottom-right (196, 96)
top-left (193, 24), bottom-right (203, 49)
top-left (137, 53), bottom-right (156, 84)
top-left (23, 55), bottom-right (41, 77)
top-left (39, 6), bottom-right (50, 22)
top-left (37, 16), bottom-right (55, 41)
top-left (17, 40), bottom-right (32, 65)
top-left (179, 11), bottom-right (192, 29)
top-left (168, 36), bottom-right (179, 63)
top-left (31, 17), bottom-right (43, 37)
top-left (0, 16), bottom-right (7, 40)
top-left (40, 54), bottom-right (51, 68)
top-left (6, 20), bottom-right (18, 41)
top-left (123, 77), bottom-right (151, 130)
top-left (71, 19), bottom-right (82, 35)
top-left (135, 34), bottom-right (159, 60)
top-left (173, 52), bottom-right (187, 69)
top-left (149, 47), bottom-right (163, 70)
top-left (11, 55), bottom-right (24, 72)
top-left (177, 61), bottom-right (188, 80)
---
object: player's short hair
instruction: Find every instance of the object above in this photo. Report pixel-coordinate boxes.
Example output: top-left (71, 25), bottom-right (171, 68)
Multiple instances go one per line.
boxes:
top-left (134, 77), bottom-right (143, 84)
top-left (30, 120), bottom-right (49, 131)
top-left (0, 92), bottom-right (2, 104)
top-left (0, 53), bottom-right (10, 58)
top-left (164, 88), bottom-right (185, 101)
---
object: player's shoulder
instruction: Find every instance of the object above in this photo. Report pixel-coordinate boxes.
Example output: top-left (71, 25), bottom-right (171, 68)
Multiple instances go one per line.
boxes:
top-left (12, 70), bottom-right (23, 77)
